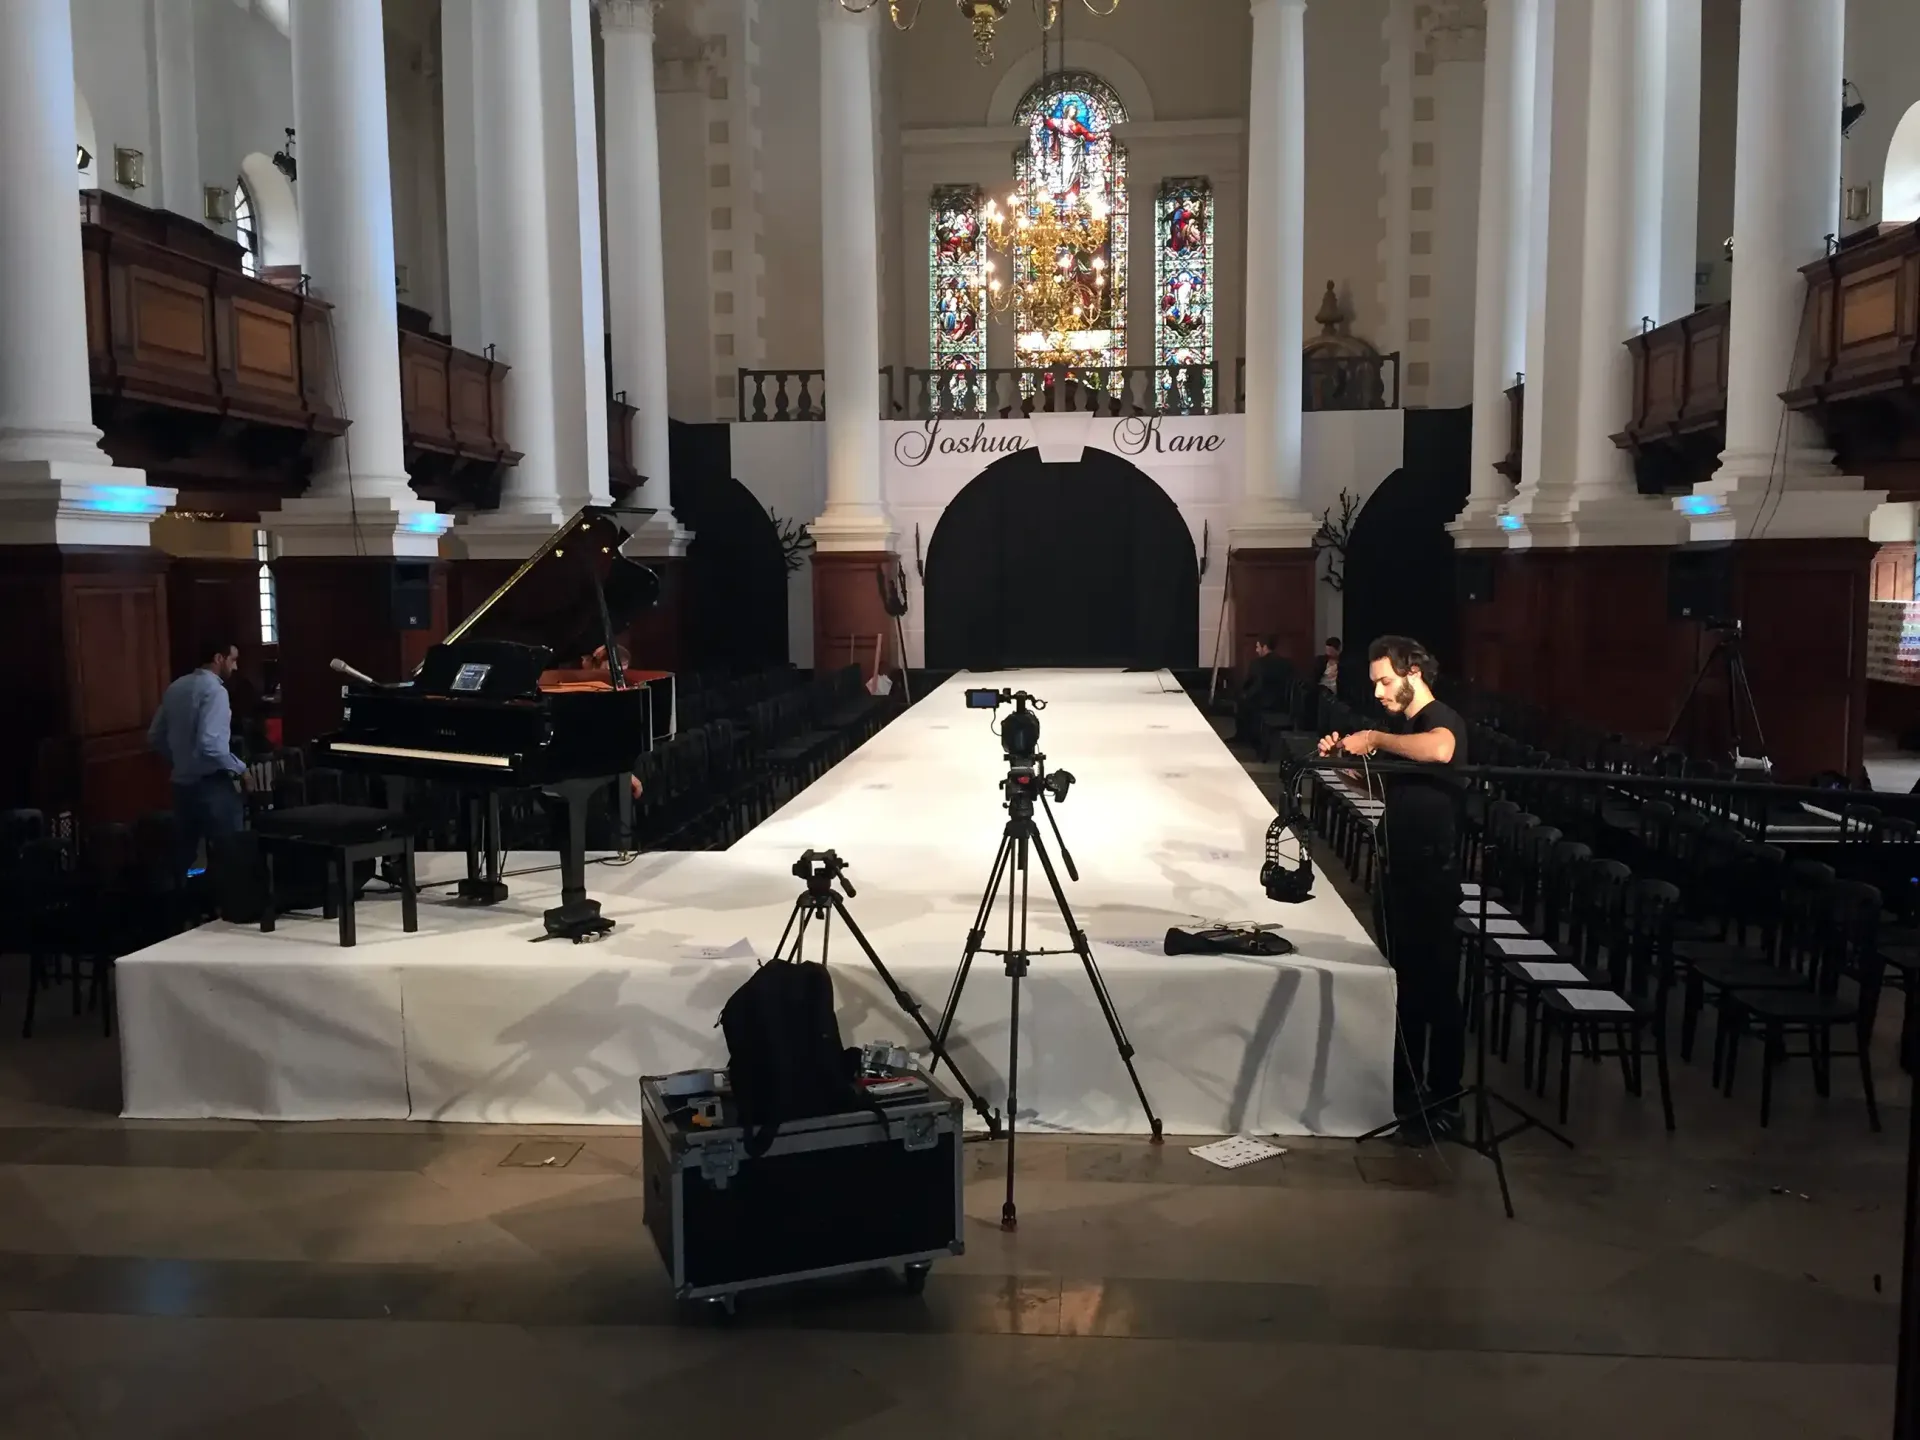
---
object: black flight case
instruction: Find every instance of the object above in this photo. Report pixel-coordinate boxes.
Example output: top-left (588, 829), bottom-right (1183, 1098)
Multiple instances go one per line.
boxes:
top-left (640, 1065), bottom-right (965, 1317)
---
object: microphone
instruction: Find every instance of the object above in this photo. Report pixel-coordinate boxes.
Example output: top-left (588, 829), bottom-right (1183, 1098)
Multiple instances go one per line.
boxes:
top-left (330, 658), bottom-right (378, 687)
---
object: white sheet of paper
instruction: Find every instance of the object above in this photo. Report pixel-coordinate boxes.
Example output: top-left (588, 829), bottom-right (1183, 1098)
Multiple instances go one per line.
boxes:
top-left (1461, 882), bottom-right (1482, 896)
top-left (1461, 901), bottom-right (1511, 917)
top-left (1469, 918), bottom-right (1529, 935)
top-left (679, 939), bottom-right (757, 961)
top-left (1189, 1136), bottom-right (1287, 1170)
top-left (1494, 938), bottom-right (1558, 957)
top-left (1557, 988), bottom-right (1634, 1012)
top-left (1518, 961), bottom-right (1587, 983)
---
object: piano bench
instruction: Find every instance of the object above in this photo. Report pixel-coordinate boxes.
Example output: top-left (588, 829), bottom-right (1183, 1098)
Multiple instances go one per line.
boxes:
top-left (255, 805), bottom-right (418, 949)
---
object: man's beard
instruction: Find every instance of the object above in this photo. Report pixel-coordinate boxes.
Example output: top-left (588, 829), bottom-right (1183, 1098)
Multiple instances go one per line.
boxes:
top-left (1383, 678), bottom-right (1414, 712)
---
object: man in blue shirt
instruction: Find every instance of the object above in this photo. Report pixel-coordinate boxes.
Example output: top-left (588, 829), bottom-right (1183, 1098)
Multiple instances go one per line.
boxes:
top-left (148, 638), bottom-right (250, 875)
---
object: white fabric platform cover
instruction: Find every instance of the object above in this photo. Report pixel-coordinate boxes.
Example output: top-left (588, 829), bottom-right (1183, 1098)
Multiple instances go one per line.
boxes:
top-left (119, 671), bottom-right (1396, 1136)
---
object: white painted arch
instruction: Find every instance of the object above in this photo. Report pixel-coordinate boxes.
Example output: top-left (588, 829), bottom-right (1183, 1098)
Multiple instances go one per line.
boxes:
top-left (239, 151), bottom-right (302, 268)
top-left (1887, 100), bottom-right (1920, 225)
top-left (986, 40), bottom-right (1155, 125)
top-left (75, 86), bottom-right (97, 189)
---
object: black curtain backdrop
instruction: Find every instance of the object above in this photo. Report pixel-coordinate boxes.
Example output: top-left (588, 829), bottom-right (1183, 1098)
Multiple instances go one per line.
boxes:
top-left (1339, 407), bottom-right (1473, 692)
top-left (923, 448), bottom-right (1198, 671)
top-left (668, 420), bottom-right (788, 671)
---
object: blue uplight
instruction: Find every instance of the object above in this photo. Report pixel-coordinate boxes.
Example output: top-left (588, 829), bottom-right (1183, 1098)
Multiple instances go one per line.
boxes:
top-left (81, 485), bottom-right (159, 515)
top-left (1496, 514), bottom-right (1523, 531)
top-left (1678, 494), bottom-right (1724, 516)
top-left (402, 511), bottom-right (451, 535)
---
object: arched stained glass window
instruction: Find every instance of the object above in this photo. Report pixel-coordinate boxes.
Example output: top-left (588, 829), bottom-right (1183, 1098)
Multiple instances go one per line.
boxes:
top-left (233, 176), bottom-right (260, 279)
top-left (928, 185), bottom-right (986, 412)
top-left (1154, 177), bottom-right (1214, 412)
top-left (1011, 71), bottom-right (1128, 371)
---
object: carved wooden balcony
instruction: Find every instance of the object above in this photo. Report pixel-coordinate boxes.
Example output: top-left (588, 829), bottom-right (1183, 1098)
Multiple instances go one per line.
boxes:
top-left (1611, 301), bottom-right (1730, 494)
top-left (1498, 378), bottom-right (1524, 483)
top-left (607, 393), bottom-right (641, 501)
top-left (80, 189), bottom-right (345, 514)
top-left (396, 307), bottom-right (518, 508)
top-left (1784, 220), bottom-right (1920, 501)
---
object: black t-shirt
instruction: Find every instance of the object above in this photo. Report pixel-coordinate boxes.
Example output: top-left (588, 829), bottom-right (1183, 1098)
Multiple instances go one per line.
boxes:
top-left (1382, 700), bottom-right (1467, 845)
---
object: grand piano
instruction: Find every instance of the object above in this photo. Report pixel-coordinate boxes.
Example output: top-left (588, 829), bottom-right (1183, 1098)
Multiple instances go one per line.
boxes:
top-left (312, 506), bottom-right (674, 941)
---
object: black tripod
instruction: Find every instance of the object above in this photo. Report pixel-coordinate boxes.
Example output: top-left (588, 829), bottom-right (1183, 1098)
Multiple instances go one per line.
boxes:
top-left (1355, 836), bottom-right (1571, 1219)
top-left (930, 759), bottom-right (1163, 1232)
top-left (1663, 619), bottom-right (1770, 770)
top-left (768, 850), bottom-right (999, 1135)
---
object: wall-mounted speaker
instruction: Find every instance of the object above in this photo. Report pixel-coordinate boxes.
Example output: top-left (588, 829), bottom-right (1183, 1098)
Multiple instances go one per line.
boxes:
top-left (1457, 552), bottom-right (1497, 604)
top-left (1666, 544), bottom-right (1731, 622)
top-left (391, 561), bottom-right (434, 630)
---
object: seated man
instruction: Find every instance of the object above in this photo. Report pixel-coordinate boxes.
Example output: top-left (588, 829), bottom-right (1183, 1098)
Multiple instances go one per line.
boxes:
top-left (1235, 636), bottom-right (1289, 754)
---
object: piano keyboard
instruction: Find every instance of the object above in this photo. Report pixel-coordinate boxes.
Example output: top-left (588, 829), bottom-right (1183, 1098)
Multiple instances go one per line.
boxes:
top-left (327, 742), bottom-right (515, 769)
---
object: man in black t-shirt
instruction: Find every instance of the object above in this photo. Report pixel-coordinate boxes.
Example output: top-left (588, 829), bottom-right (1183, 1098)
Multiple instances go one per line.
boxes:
top-left (1318, 635), bottom-right (1467, 1141)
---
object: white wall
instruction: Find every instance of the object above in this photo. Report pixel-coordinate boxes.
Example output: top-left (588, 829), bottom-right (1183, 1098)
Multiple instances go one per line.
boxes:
top-left (756, 0), bottom-right (825, 374)
top-left (72, 0), bottom-right (159, 201)
top-left (1695, 0), bottom-right (1738, 306)
top-left (1844, 0), bottom-right (1920, 233)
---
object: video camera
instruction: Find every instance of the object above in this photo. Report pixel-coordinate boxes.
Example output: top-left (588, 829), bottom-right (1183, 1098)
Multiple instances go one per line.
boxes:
top-left (965, 687), bottom-right (1074, 812)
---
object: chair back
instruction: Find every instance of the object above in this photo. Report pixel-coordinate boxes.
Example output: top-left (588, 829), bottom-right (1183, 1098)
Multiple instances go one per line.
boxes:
top-left (1816, 880), bottom-right (1885, 1007)
top-left (1543, 840), bottom-right (1592, 944)
top-left (1620, 877), bottom-right (1682, 996)
top-left (1573, 859), bottom-right (1632, 976)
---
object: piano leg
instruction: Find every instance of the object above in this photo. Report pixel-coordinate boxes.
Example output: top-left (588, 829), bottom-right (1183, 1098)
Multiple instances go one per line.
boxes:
top-left (458, 792), bottom-right (509, 905)
top-left (542, 778), bottom-right (614, 942)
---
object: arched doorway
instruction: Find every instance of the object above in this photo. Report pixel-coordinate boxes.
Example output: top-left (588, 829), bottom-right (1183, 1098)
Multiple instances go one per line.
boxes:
top-left (669, 420), bottom-right (787, 671)
top-left (924, 448), bottom-right (1198, 670)
top-left (1340, 409), bottom-right (1472, 689)
top-left (1885, 101), bottom-right (1920, 225)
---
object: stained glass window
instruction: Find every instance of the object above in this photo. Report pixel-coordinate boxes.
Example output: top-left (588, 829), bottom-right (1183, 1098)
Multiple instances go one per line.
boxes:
top-left (1154, 177), bottom-right (1214, 412)
top-left (928, 185), bottom-right (986, 413)
top-left (234, 177), bottom-right (260, 279)
top-left (255, 529), bottom-right (277, 644)
top-left (1011, 72), bottom-right (1128, 373)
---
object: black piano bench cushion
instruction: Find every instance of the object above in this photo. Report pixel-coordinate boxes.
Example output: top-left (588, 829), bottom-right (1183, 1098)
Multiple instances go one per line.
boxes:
top-left (254, 805), bottom-right (415, 846)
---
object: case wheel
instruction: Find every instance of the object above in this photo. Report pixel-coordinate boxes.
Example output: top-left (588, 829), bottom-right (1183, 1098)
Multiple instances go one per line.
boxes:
top-left (705, 1294), bottom-right (737, 1322)
top-left (903, 1262), bottom-right (932, 1296)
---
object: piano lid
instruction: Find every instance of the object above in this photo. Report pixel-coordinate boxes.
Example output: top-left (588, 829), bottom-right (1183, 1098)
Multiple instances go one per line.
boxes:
top-left (441, 505), bottom-right (662, 664)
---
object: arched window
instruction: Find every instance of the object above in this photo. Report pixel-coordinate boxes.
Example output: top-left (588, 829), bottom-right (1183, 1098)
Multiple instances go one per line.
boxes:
top-left (1011, 71), bottom-right (1128, 371)
top-left (928, 185), bottom-right (987, 411)
top-left (233, 177), bottom-right (261, 278)
top-left (1154, 177), bottom-right (1213, 412)
top-left (1885, 102), bottom-right (1920, 226)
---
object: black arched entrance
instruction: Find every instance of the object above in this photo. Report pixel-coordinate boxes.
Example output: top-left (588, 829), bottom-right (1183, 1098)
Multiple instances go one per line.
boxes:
top-left (1339, 408), bottom-right (1472, 688)
top-left (923, 448), bottom-right (1198, 670)
top-left (669, 421), bottom-right (788, 670)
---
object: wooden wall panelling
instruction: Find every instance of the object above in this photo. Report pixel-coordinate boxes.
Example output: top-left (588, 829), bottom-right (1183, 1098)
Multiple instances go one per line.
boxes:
top-left (813, 552), bottom-right (902, 682)
top-left (1873, 543), bottom-right (1917, 602)
top-left (273, 558), bottom-right (448, 745)
top-left (1733, 538), bottom-right (1872, 782)
top-left (1226, 547), bottom-right (1318, 676)
top-left (623, 556), bottom-right (686, 674)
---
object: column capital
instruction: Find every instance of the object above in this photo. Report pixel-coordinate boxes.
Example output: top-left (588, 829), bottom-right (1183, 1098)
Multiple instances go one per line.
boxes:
top-left (1249, 0), bottom-right (1308, 12)
top-left (595, 0), bottom-right (660, 37)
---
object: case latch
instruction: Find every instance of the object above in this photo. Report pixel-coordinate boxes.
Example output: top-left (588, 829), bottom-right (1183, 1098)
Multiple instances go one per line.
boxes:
top-left (898, 1114), bottom-right (939, 1152)
top-left (696, 1138), bottom-right (742, 1188)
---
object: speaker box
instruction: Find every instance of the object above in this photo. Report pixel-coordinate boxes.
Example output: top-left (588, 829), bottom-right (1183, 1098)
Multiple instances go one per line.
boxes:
top-left (391, 561), bottom-right (434, 630)
top-left (1458, 553), bottom-right (1497, 604)
top-left (1667, 545), bottom-right (1731, 622)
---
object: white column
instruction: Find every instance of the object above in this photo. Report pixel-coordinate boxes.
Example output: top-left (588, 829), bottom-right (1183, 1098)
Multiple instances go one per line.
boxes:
top-left (274, 0), bottom-right (442, 556)
top-left (563, 0), bottom-right (610, 510)
top-left (1685, 0), bottom-right (1878, 539)
top-left (457, 0), bottom-right (568, 557)
top-left (1234, 0), bottom-right (1316, 548)
top-left (1651, 0), bottom-right (1701, 322)
top-left (0, 0), bottom-right (170, 546)
top-left (810, 0), bottom-right (892, 551)
top-left (148, 0), bottom-right (201, 217)
top-left (440, 0), bottom-right (485, 351)
top-left (601, 0), bottom-right (691, 553)
top-left (1453, 0), bottom-right (1537, 542)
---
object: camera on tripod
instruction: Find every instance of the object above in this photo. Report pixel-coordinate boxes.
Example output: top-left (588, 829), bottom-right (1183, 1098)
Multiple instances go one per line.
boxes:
top-left (965, 688), bottom-right (1074, 810)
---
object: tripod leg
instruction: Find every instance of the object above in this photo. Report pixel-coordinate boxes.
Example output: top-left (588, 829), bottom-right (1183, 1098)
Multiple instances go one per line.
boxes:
top-left (1026, 824), bottom-right (1163, 1142)
top-left (1002, 952), bottom-right (1022, 1231)
top-left (833, 896), bottom-right (1000, 1135)
top-left (932, 832), bottom-right (1015, 1071)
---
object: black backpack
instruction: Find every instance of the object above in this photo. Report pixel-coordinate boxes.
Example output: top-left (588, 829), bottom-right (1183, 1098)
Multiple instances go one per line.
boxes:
top-left (719, 959), bottom-right (863, 1155)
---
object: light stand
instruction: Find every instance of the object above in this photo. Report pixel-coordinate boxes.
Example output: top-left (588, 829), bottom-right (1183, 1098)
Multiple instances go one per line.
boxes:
top-left (930, 756), bottom-right (1162, 1231)
top-left (768, 850), bottom-right (999, 1136)
top-left (1354, 832), bottom-right (1571, 1219)
top-left (1663, 619), bottom-right (1771, 772)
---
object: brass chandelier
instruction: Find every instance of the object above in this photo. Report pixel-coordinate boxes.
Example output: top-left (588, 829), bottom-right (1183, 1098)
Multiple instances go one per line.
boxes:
top-left (837, 0), bottom-right (1120, 66)
top-left (978, 188), bottom-right (1111, 365)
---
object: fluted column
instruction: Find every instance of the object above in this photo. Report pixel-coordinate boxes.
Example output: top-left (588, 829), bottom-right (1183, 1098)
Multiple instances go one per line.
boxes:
top-left (274, 0), bottom-right (443, 556)
top-left (1233, 0), bottom-right (1317, 548)
top-left (810, 0), bottom-right (891, 552)
top-left (601, 0), bottom-right (691, 554)
top-left (1452, 0), bottom-right (1537, 543)
top-left (1683, 0), bottom-right (1878, 540)
top-left (0, 0), bottom-right (170, 544)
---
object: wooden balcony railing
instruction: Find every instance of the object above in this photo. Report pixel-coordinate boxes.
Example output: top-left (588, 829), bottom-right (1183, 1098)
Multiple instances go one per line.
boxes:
top-left (900, 363), bottom-right (1217, 420)
top-left (1785, 220), bottom-right (1920, 501)
top-left (608, 392), bottom-right (641, 499)
top-left (397, 323), bottom-right (518, 508)
top-left (81, 189), bottom-right (344, 509)
top-left (1233, 353), bottom-right (1402, 413)
top-left (1613, 301), bottom-right (1730, 494)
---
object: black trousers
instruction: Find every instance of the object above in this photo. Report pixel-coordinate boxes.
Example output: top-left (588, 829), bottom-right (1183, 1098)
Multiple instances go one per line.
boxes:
top-left (1381, 830), bottom-right (1464, 1113)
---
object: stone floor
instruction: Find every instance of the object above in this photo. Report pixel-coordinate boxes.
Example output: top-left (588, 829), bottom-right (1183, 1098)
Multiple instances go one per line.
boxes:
top-left (0, 747), bottom-right (1904, 1437)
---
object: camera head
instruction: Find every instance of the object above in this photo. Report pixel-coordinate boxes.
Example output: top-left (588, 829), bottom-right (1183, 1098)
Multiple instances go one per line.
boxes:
top-left (966, 686), bottom-right (1045, 763)
top-left (792, 848), bottom-right (855, 898)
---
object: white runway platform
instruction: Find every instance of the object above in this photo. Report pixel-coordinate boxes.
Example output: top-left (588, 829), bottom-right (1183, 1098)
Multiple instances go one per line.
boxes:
top-left (118, 671), bottom-right (1397, 1136)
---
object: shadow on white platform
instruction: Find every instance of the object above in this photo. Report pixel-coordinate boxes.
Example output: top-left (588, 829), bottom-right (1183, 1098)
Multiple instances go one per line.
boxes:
top-left (118, 671), bottom-right (1395, 1136)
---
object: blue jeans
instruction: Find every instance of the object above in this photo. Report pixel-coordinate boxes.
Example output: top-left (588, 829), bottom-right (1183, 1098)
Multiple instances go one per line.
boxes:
top-left (173, 775), bottom-right (244, 875)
